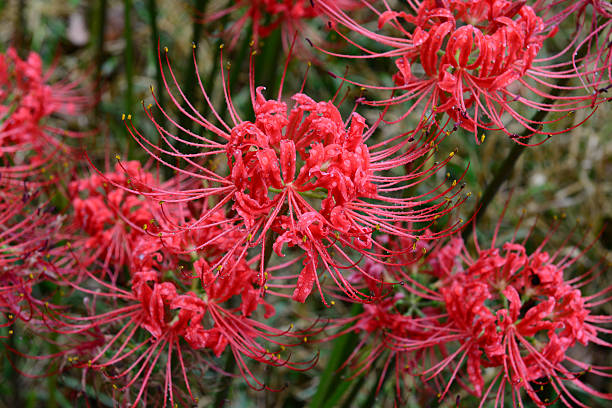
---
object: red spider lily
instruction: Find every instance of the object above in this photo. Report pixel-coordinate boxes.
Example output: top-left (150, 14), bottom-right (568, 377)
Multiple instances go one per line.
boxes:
top-left (49, 226), bottom-right (318, 407)
top-left (535, 0), bottom-right (612, 94)
top-left (410, 220), bottom-right (612, 407)
top-left (313, 0), bottom-right (610, 142)
top-left (67, 160), bottom-right (164, 274)
top-left (204, 0), bottom-right (364, 52)
top-left (115, 43), bottom-right (467, 305)
top-left (0, 179), bottom-right (64, 332)
top-left (0, 48), bottom-right (90, 176)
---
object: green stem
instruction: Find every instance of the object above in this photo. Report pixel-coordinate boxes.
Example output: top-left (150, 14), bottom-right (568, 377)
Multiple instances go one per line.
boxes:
top-left (146, 0), bottom-right (165, 131)
top-left (255, 27), bottom-right (284, 98)
top-left (92, 0), bottom-right (107, 122)
top-left (308, 303), bottom-right (362, 408)
top-left (124, 0), bottom-right (134, 116)
top-left (13, 0), bottom-right (28, 57)
top-left (177, 0), bottom-right (209, 141)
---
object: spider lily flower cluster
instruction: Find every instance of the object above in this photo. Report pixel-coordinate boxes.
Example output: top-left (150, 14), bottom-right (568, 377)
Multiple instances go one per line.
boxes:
top-left (327, 221), bottom-right (612, 407)
top-left (204, 0), bottom-right (365, 52)
top-left (1, 1), bottom-right (611, 407)
top-left (1, 47), bottom-right (88, 177)
top-left (314, 0), bottom-right (611, 141)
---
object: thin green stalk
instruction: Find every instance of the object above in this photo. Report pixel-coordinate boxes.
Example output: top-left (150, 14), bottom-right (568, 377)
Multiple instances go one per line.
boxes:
top-left (92, 0), bottom-right (107, 122)
top-left (124, 0), bottom-right (134, 117)
top-left (177, 0), bottom-right (209, 140)
top-left (146, 0), bottom-right (165, 131)
top-left (308, 303), bottom-right (362, 408)
top-left (255, 27), bottom-right (283, 98)
top-left (13, 0), bottom-right (28, 57)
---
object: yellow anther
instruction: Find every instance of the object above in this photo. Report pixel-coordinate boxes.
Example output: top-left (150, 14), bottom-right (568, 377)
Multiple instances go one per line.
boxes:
top-left (219, 44), bottom-right (224, 49)
top-left (158, 232), bottom-right (163, 237)
top-left (113, 384), bottom-right (118, 390)
top-left (467, 192), bottom-right (472, 197)
top-left (150, 85), bottom-right (154, 92)
top-left (121, 114), bottom-right (125, 121)
top-left (164, 46), bottom-right (168, 53)
top-left (422, 248), bottom-right (427, 254)
top-left (127, 114), bottom-right (132, 120)
top-left (247, 233), bottom-right (253, 241)
top-left (452, 180), bottom-right (457, 187)
top-left (432, 106), bottom-right (437, 111)
top-left (449, 151), bottom-right (455, 158)
top-left (8, 330), bottom-right (13, 335)
top-left (481, 134), bottom-right (486, 143)
top-left (308, 61), bottom-right (312, 67)
top-left (147, 104), bottom-right (152, 109)
top-left (264, 285), bottom-right (269, 290)
top-left (115, 154), bottom-right (121, 160)
top-left (249, 40), bottom-right (254, 46)
top-left (192, 43), bottom-right (196, 49)
top-left (8, 314), bottom-right (13, 319)
top-left (29, 273), bottom-right (33, 279)
top-left (375, 224), bottom-right (380, 231)
top-left (217, 265), bottom-right (223, 271)
top-left (303, 337), bottom-right (308, 343)
top-left (143, 224), bottom-right (147, 230)
top-left (302, 235), bottom-right (307, 243)
top-left (66, 242), bottom-right (72, 248)
top-left (331, 300), bottom-right (335, 305)
top-left (290, 324), bottom-right (294, 329)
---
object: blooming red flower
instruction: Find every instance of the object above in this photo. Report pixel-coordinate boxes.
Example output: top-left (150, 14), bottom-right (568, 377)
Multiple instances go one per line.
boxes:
top-left (204, 0), bottom-right (364, 52)
top-left (0, 48), bottom-right (89, 177)
top-left (314, 0), bottom-right (610, 142)
top-left (119, 45), bottom-right (466, 304)
top-left (0, 178), bottom-right (65, 338)
top-left (416, 226), bottom-right (612, 407)
top-left (67, 160), bottom-right (161, 273)
top-left (52, 209), bottom-right (317, 407)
